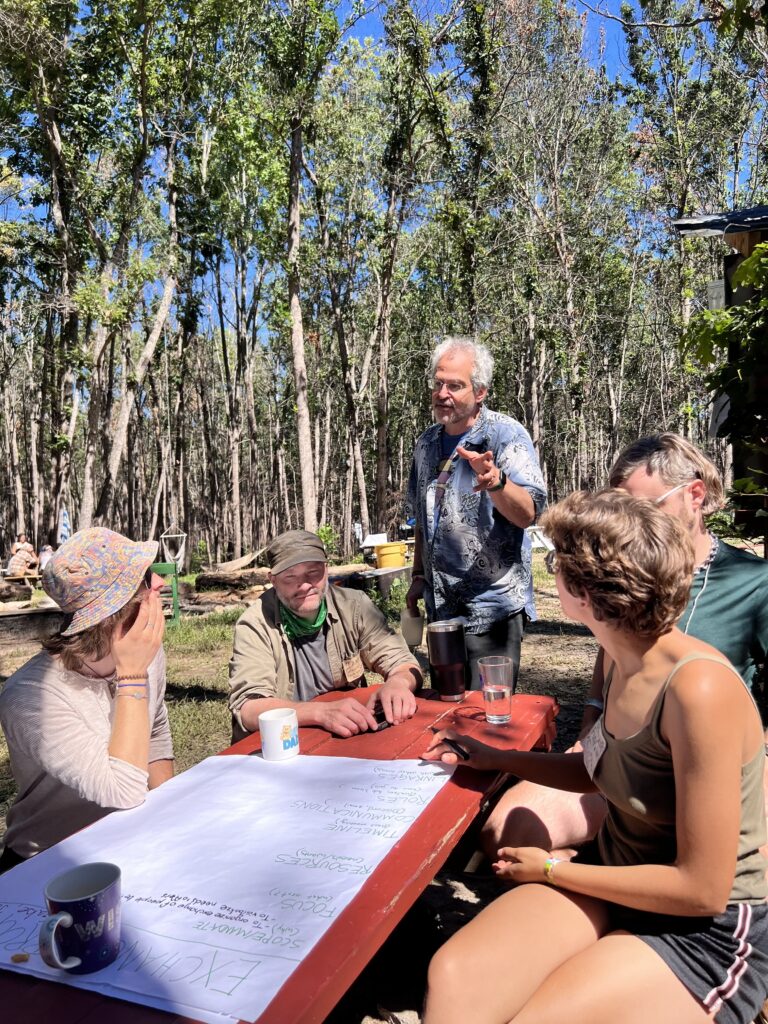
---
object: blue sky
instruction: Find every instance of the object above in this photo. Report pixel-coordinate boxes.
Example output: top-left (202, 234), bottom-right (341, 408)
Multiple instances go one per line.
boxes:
top-left (340, 0), bottom-right (631, 81)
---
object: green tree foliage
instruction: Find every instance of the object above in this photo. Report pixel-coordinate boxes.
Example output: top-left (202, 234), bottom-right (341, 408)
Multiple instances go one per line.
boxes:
top-left (0, 0), bottom-right (764, 559)
top-left (686, 243), bottom-right (768, 520)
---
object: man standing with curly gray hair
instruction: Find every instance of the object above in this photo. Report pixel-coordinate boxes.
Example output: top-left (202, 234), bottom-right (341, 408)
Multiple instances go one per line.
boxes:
top-left (406, 336), bottom-right (546, 687)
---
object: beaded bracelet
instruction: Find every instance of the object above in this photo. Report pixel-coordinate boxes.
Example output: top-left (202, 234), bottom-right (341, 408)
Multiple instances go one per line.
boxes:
top-left (116, 673), bottom-right (149, 682)
top-left (543, 857), bottom-right (563, 884)
top-left (116, 691), bottom-right (148, 700)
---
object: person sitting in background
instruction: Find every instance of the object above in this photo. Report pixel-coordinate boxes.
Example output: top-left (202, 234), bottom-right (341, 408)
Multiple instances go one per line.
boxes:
top-left (38, 544), bottom-right (54, 570)
top-left (0, 528), bottom-right (174, 873)
top-left (229, 529), bottom-right (422, 740)
top-left (10, 533), bottom-right (34, 558)
top-left (6, 544), bottom-right (38, 577)
top-left (423, 490), bottom-right (768, 1024)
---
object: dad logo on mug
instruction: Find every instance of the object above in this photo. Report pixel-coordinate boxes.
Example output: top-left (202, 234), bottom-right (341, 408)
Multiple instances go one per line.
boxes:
top-left (259, 707), bottom-right (300, 761)
top-left (39, 862), bottom-right (121, 975)
top-left (281, 721), bottom-right (299, 751)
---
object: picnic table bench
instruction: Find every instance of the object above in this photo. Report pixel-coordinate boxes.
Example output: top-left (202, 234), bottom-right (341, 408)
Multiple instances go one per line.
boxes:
top-left (1, 573), bottom-right (41, 586)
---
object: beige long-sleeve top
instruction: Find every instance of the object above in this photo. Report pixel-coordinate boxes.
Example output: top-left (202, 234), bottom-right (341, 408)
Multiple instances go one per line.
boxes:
top-left (0, 649), bottom-right (174, 859)
top-left (229, 585), bottom-right (421, 740)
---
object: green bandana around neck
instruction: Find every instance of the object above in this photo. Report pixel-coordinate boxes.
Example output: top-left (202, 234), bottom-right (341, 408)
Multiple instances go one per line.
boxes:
top-left (279, 598), bottom-right (328, 641)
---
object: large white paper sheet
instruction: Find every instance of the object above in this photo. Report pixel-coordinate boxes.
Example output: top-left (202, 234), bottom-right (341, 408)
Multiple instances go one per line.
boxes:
top-left (0, 755), bottom-right (453, 1023)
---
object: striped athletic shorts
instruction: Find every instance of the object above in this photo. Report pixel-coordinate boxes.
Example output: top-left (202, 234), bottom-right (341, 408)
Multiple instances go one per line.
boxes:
top-left (614, 901), bottom-right (768, 1024)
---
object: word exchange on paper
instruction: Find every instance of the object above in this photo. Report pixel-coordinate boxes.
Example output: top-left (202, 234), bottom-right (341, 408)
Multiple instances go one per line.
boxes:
top-left (0, 754), bottom-right (453, 1024)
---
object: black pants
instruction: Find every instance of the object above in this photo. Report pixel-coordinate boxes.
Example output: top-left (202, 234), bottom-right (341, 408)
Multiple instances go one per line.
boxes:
top-left (0, 844), bottom-right (25, 874)
top-left (465, 610), bottom-right (525, 690)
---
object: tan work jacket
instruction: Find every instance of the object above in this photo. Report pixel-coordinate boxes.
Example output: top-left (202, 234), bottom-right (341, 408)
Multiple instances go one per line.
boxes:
top-left (228, 585), bottom-right (420, 740)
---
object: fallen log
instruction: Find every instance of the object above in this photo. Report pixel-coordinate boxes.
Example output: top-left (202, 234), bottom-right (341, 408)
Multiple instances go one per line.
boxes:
top-left (196, 568), bottom-right (272, 591)
top-left (213, 550), bottom-right (261, 573)
top-left (0, 606), bottom-right (64, 651)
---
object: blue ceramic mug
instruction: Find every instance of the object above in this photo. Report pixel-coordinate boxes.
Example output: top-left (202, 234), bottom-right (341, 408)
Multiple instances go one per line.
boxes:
top-left (38, 862), bottom-right (121, 974)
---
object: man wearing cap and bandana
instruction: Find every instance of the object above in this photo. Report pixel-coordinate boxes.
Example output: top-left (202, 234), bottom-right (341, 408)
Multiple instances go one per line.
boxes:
top-left (229, 530), bottom-right (423, 739)
top-left (0, 528), bottom-right (173, 872)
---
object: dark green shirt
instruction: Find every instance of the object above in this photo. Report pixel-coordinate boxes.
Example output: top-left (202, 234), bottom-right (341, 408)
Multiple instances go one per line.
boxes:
top-left (680, 540), bottom-right (768, 689)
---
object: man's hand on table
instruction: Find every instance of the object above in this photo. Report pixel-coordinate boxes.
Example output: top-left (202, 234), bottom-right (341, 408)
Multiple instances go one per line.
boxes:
top-left (369, 675), bottom-right (418, 725)
top-left (312, 697), bottom-right (379, 737)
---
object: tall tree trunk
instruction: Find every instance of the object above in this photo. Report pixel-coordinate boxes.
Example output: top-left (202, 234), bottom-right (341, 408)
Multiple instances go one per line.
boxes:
top-left (374, 188), bottom-right (402, 532)
top-left (318, 388), bottom-right (332, 526)
top-left (2, 388), bottom-right (26, 533)
top-left (287, 112), bottom-right (317, 531)
top-left (94, 142), bottom-right (178, 524)
top-left (305, 163), bottom-right (371, 537)
top-left (342, 434), bottom-right (354, 558)
top-left (77, 320), bottom-right (110, 530)
top-left (215, 251), bottom-right (243, 558)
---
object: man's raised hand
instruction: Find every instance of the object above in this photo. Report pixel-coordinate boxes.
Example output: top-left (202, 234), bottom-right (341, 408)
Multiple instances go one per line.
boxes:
top-left (456, 447), bottom-right (501, 493)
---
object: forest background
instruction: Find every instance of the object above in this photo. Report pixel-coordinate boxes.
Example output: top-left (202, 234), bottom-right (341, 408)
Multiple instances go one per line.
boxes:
top-left (1, 0), bottom-right (766, 566)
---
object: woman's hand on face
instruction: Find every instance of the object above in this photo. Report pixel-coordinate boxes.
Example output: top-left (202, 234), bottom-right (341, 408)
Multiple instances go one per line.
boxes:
top-left (112, 593), bottom-right (165, 678)
top-left (420, 728), bottom-right (498, 770)
top-left (492, 846), bottom-right (551, 883)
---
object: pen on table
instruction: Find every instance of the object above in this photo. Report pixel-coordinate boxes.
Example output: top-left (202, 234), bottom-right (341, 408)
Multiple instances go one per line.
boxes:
top-left (430, 727), bottom-right (471, 761)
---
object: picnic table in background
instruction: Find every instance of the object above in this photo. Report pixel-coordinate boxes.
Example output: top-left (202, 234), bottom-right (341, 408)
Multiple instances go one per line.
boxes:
top-left (0, 686), bottom-right (558, 1024)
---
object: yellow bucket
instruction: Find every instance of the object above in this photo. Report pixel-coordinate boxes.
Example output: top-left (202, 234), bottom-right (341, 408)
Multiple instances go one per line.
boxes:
top-left (375, 542), bottom-right (407, 569)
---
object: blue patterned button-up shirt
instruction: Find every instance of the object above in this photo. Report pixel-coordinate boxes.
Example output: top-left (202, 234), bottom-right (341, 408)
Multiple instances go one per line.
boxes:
top-left (406, 405), bottom-right (547, 633)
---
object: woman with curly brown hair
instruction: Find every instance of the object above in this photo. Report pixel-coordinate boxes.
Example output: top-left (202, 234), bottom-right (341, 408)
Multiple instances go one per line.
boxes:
top-left (423, 489), bottom-right (768, 1024)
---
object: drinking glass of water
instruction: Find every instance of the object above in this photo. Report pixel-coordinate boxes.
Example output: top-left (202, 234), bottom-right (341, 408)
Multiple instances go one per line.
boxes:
top-left (478, 656), bottom-right (513, 725)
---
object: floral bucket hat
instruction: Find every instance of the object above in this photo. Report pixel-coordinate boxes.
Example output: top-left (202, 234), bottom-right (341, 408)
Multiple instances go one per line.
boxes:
top-left (43, 528), bottom-right (159, 636)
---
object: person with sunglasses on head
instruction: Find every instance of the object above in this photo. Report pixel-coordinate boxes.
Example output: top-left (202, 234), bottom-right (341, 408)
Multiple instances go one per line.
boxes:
top-left (405, 336), bottom-right (546, 689)
top-left (423, 490), bottom-right (768, 1024)
top-left (482, 433), bottom-right (768, 864)
top-left (0, 528), bottom-right (174, 873)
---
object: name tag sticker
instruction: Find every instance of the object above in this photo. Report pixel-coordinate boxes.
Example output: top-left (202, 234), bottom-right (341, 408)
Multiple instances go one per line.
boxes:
top-left (342, 653), bottom-right (365, 683)
top-left (582, 719), bottom-right (607, 779)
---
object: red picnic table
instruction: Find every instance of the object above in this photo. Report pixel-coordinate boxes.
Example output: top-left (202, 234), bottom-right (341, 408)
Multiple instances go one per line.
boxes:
top-left (0, 686), bottom-right (557, 1024)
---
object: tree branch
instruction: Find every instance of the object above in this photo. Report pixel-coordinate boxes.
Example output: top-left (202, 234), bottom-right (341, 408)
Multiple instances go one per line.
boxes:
top-left (575, 0), bottom-right (714, 29)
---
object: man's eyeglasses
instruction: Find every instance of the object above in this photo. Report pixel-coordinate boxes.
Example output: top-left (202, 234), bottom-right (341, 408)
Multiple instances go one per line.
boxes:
top-left (653, 480), bottom-right (695, 506)
top-left (428, 378), bottom-right (470, 395)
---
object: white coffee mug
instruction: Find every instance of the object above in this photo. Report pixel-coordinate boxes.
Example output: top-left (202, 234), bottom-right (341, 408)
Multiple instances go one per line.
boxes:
top-left (258, 708), bottom-right (300, 761)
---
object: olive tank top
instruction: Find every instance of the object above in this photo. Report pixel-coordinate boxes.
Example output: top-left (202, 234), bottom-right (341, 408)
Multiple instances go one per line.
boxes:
top-left (589, 652), bottom-right (767, 904)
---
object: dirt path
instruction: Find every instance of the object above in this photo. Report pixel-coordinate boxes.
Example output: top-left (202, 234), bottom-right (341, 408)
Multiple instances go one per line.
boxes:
top-left (518, 574), bottom-right (599, 750)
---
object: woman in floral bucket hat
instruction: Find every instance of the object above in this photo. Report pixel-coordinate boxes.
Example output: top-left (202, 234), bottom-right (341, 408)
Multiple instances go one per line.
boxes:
top-left (0, 528), bottom-right (175, 873)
